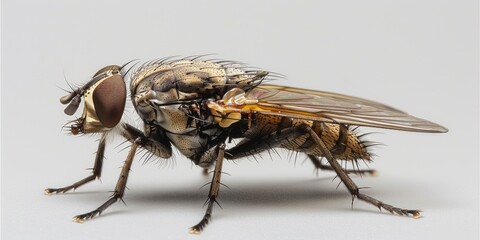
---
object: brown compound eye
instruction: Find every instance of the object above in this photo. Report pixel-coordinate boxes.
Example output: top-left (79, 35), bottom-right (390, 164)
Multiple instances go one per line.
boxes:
top-left (92, 74), bottom-right (126, 128)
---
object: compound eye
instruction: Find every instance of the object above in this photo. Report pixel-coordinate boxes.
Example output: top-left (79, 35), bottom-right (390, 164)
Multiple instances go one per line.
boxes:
top-left (93, 65), bottom-right (121, 78)
top-left (92, 74), bottom-right (126, 128)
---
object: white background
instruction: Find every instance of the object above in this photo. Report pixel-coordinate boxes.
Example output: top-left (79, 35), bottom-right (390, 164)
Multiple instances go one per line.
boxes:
top-left (1, 0), bottom-right (479, 239)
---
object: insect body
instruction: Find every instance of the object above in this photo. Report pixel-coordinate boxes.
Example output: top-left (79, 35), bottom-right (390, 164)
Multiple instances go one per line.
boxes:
top-left (45, 57), bottom-right (447, 234)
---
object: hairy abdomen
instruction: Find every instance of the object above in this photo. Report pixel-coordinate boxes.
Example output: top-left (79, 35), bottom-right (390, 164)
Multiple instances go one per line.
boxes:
top-left (244, 114), bottom-right (371, 161)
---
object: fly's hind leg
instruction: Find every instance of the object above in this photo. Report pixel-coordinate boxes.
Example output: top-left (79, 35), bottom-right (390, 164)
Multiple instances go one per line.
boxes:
top-left (303, 126), bottom-right (421, 218)
top-left (45, 133), bottom-right (107, 195)
top-left (190, 143), bottom-right (226, 234)
top-left (225, 125), bottom-right (420, 218)
top-left (225, 127), bottom-right (305, 159)
top-left (73, 138), bottom-right (141, 223)
top-left (307, 155), bottom-right (377, 176)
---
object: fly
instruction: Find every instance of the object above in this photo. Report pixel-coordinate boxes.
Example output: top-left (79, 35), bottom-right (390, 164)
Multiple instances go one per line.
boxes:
top-left (45, 56), bottom-right (448, 234)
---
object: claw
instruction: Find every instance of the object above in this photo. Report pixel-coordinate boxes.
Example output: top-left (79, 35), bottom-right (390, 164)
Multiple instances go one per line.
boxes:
top-left (72, 210), bottom-right (99, 223)
top-left (73, 216), bottom-right (85, 223)
top-left (189, 228), bottom-right (201, 234)
top-left (44, 188), bottom-right (53, 195)
top-left (413, 211), bottom-right (423, 219)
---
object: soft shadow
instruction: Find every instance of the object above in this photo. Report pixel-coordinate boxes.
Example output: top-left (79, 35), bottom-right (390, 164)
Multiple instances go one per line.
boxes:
top-left (51, 175), bottom-right (447, 219)
top-left (121, 177), bottom-right (351, 214)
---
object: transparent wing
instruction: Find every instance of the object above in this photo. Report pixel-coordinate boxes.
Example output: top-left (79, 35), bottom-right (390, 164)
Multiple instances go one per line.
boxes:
top-left (239, 84), bottom-right (448, 133)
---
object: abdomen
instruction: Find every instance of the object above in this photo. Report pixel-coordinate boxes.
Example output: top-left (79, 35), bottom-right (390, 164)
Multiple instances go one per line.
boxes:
top-left (245, 114), bottom-right (371, 161)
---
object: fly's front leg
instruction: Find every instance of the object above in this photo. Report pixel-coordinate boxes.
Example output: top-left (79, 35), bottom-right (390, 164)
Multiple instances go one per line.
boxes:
top-left (307, 155), bottom-right (377, 176)
top-left (73, 138), bottom-right (141, 223)
top-left (121, 123), bottom-right (172, 159)
top-left (45, 133), bottom-right (107, 195)
top-left (190, 143), bottom-right (226, 234)
top-left (303, 126), bottom-right (421, 218)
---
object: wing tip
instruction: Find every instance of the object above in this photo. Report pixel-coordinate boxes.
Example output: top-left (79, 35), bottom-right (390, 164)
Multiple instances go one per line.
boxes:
top-left (411, 122), bottom-right (448, 133)
top-left (432, 125), bottom-right (449, 133)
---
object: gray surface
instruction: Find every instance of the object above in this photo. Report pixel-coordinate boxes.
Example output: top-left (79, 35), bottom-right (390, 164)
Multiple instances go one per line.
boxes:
top-left (1, 0), bottom-right (479, 239)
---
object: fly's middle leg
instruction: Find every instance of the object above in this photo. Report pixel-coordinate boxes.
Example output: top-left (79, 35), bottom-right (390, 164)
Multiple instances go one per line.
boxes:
top-left (45, 133), bottom-right (107, 195)
top-left (190, 143), bottom-right (226, 234)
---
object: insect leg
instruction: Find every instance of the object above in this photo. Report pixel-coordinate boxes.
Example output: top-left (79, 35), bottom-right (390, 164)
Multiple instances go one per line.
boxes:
top-left (303, 126), bottom-right (421, 218)
top-left (225, 127), bottom-right (305, 159)
top-left (307, 155), bottom-right (377, 176)
top-left (45, 133), bottom-right (107, 195)
top-left (72, 138), bottom-right (141, 223)
top-left (190, 143), bottom-right (226, 234)
top-left (121, 123), bottom-right (172, 159)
